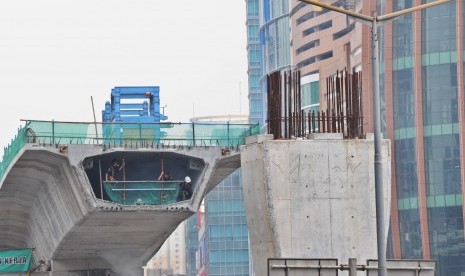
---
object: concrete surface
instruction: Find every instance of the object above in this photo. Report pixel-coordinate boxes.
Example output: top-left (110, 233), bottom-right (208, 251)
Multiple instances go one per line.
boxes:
top-left (241, 134), bottom-right (391, 276)
top-left (0, 144), bottom-right (240, 275)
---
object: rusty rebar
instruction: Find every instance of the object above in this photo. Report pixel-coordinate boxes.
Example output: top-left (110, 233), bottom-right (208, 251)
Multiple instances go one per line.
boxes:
top-left (266, 69), bottom-right (363, 139)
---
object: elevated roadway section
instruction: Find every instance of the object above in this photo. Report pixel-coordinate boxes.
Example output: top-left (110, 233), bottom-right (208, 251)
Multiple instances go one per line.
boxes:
top-left (0, 120), bottom-right (258, 275)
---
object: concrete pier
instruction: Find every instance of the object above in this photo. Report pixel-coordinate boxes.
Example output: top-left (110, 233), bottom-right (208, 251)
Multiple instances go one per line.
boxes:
top-left (240, 134), bottom-right (391, 275)
top-left (0, 144), bottom-right (241, 275)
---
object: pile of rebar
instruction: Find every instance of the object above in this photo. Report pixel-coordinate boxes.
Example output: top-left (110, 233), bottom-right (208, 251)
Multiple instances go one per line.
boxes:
top-left (267, 69), bottom-right (364, 139)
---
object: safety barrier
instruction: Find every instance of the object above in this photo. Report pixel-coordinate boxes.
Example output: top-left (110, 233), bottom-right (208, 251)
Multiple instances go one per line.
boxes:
top-left (0, 120), bottom-right (260, 183)
top-left (0, 126), bottom-right (26, 184)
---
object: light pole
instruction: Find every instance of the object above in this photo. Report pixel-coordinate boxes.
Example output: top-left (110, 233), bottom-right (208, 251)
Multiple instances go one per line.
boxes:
top-left (297, 1), bottom-right (454, 276)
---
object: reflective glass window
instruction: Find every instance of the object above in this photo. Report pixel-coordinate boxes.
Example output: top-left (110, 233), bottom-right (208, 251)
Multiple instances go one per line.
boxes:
top-left (399, 209), bottom-right (422, 258)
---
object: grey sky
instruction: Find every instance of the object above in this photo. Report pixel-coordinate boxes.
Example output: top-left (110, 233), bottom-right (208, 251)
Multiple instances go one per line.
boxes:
top-left (0, 0), bottom-right (249, 153)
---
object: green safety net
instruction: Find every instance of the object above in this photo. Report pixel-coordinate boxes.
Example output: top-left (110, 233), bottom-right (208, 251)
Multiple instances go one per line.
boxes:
top-left (26, 121), bottom-right (95, 145)
top-left (1, 120), bottom-right (260, 183)
top-left (24, 120), bottom-right (260, 148)
top-left (103, 181), bottom-right (182, 205)
top-left (0, 126), bottom-right (26, 183)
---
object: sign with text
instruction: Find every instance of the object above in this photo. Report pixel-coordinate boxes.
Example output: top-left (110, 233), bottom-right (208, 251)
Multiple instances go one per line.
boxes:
top-left (0, 248), bottom-right (33, 274)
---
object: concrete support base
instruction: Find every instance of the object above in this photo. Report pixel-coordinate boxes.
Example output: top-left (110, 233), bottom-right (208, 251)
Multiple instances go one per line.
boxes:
top-left (241, 134), bottom-right (391, 276)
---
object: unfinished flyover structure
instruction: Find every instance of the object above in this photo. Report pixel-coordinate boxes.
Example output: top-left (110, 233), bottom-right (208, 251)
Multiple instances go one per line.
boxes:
top-left (0, 118), bottom-right (259, 275)
top-left (240, 70), bottom-right (393, 276)
top-left (0, 80), bottom-right (404, 275)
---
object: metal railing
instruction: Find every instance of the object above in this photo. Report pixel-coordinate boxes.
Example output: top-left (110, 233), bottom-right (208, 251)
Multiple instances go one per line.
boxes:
top-left (103, 180), bottom-right (183, 205)
top-left (22, 120), bottom-right (260, 148)
top-left (268, 258), bottom-right (435, 276)
top-left (267, 112), bottom-right (365, 140)
top-left (0, 120), bottom-right (260, 183)
top-left (0, 126), bottom-right (27, 184)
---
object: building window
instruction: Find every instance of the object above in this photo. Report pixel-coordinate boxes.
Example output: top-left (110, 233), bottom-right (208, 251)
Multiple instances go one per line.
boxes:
top-left (248, 25), bottom-right (259, 41)
top-left (301, 74), bottom-right (320, 113)
top-left (333, 23), bottom-right (355, 40)
top-left (296, 39), bottom-right (320, 55)
top-left (247, 0), bottom-right (259, 17)
top-left (296, 51), bottom-right (333, 69)
top-left (296, 8), bottom-right (330, 25)
top-left (303, 20), bottom-right (332, 37)
top-left (249, 49), bottom-right (261, 63)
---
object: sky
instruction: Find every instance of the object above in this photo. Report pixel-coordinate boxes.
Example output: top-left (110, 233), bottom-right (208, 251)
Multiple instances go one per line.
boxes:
top-left (0, 0), bottom-right (249, 154)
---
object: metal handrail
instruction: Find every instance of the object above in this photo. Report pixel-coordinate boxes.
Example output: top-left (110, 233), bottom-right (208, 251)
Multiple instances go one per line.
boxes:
top-left (20, 120), bottom-right (260, 148)
top-left (0, 120), bottom-right (260, 185)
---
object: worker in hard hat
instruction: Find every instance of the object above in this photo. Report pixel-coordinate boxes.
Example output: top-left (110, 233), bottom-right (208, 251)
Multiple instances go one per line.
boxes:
top-left (178, 176), bottom-right (192, 201)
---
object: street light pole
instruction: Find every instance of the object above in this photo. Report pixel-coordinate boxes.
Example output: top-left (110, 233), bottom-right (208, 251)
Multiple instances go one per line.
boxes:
top-left (296, 1), bottom-right (454, 276)
top-left (371, 13), bottom-right (387, 275)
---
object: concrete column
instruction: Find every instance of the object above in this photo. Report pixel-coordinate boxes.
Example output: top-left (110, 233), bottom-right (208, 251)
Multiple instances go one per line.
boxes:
top-left (241, 134), bottom-right (391, 275)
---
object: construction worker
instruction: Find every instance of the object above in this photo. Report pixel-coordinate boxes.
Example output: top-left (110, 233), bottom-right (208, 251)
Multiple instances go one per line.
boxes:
top-left (179, 176), bottom-right (192, 201)
top-left (158, 170), bottom-right (173, 181)
top-left (105, 159), bottom-right (125, 181)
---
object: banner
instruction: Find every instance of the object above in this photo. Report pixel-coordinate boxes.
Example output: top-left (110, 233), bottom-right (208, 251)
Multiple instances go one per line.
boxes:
top-left (0, 248), bottom-right (32, 274)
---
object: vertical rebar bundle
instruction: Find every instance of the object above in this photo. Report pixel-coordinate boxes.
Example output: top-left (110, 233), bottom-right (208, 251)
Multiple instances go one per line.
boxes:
top-left (267, 69), bottom-right (364, 139)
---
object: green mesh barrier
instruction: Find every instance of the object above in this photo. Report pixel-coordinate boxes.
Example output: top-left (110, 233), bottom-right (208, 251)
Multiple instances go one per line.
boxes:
top-left (103, 181), bottom-right (182, 205)
top-left (0, 126), bottom-right (27, 183)
top-left (24, 120), bottom-right (260, 147)
top-left (1, 120), bottom-right (259, 183)
top-left (0, 121), bottom-right (260, 268)
top-left (26, 121), bottom-right (94, 145)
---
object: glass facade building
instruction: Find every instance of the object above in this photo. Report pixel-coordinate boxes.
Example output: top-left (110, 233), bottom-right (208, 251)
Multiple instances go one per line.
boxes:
top-left (197, 170), bottom-right (250, 276)
top-left (289, 1), bottom-right (465, 274)
top-left (185, 214), bottom-right (199, 276)
top-left (391, 0), bottom-right (422, 260)
top-left (250, 0), bottom-right (465, 274)
top-left (260, 0), bottom-right (291, 74)
top-left (257, 0), bottom-right (291, 125)
top-left (246, 0), bottom-right (264, 124)
top-left (385, 1), bottom-right (465, 275)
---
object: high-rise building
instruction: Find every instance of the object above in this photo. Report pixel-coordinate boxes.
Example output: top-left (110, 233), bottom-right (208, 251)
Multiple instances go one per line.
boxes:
top-left (185, 214), bottom-right (199, 276)
top-left (145, 223), bottom-right (187, 276)
top-left (257, 0), bottom-right (292, 126)
top-left (384, 1), bottom-right (465, 275)
top-left (290, 0), bottom-right (363, 116)
top-left (196, 169), bottom-right (250, 276)
top-left (246, 0), bottom-right (264, 124)
top-left (186, 116), bottom-right (250, 276)
top-left (248, 1), bottom-right (465, 275)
